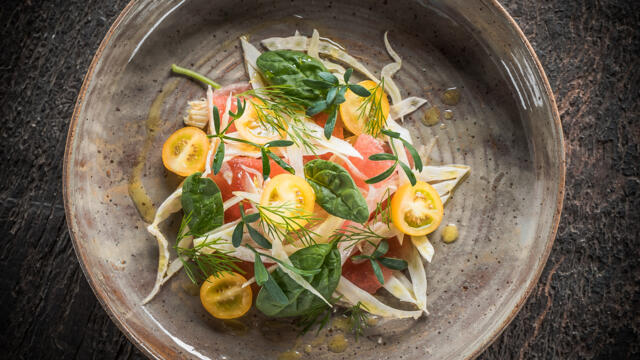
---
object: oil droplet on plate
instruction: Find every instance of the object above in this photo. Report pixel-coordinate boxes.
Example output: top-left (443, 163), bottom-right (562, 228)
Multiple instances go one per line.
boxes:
top-left (303, 344), bottom-right (313, 354)
top-left (328, 333), bottom-right (348, 353)
top-left (422, 106), bottom-right (441, 126)
top-left (442, 224), bottom-right (459, 243)
top-left (277, 350), bottom-right (302, 360)
top-left (443, 109), bottom-right (454, 120)
top-left (441, 87), bottom-right (461, 106)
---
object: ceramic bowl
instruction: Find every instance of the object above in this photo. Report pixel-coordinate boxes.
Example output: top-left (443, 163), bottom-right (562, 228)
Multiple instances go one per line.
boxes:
top-left (64, 0), bottom-right (564, 358)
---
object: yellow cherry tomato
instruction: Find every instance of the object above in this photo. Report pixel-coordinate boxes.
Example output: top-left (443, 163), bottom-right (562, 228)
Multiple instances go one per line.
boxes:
top-left (162, 126), bottom-right (209, 177)
top-left (236, 99), bottom-right (286, 145)
top-left (260, 174), bottom-right (315, 229)
top-left (339, 80), bottom-right (390, 136)
top-left (391, 181), bottom-right (444, 236)
top-left (200, 272), bottom-right (252, 320)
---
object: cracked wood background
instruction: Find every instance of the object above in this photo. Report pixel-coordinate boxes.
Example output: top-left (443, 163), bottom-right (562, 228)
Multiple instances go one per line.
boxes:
top-left (0, 0), bottom-right (638, 359)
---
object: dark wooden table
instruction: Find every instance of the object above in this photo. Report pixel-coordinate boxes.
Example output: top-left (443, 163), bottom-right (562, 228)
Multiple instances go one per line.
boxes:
top-left (1, 1), bottom-right (638, 359)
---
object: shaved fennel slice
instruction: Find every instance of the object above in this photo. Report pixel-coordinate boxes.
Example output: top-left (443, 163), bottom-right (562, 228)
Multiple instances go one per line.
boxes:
top-left (302, 120), bottom-right (361, 158)
top-left (336, 276), bottom-right (423, 319)
top-left (240, 36), bottom-right (265, 89)
top-left (262, 35), bottom-right (379, 82)
top-left (161, 230), bottom-right (193, 286)
top-left (395, 272), bottom-right (415, 291)
top-left (411, 235), bottom-right (435, 262)
top-left (381, 31), bottom-right (403, 105)
top-left (311, 215), bottom-right (344, 243)
top-left (308, 29), bottom-right (320, 59)
top-left (206, 85), bottom-right (214, 134)
top-left (183, 99), bottom-right (208, 128)
top-left (142, 187), bottom-right (183, 304)
top-left (231, 190), bottom-right (261, 204)
top-left (269, 232), bottom-right (332, 307)
top-left (407, 244), bottom-right (428, 314)
top-left (285, 145), bottom-right (305, 179)
top-left (390, 97), bottom-right (429, 120)
top-left (383, 275), bottom-right (417, 304)
top-left (417, 165), bottom-right (470, 204)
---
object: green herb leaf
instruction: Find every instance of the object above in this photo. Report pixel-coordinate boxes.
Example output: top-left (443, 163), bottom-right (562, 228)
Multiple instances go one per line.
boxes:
top-left (365, 162), bottom-right (397, 184)
top-left (304, 159), bottom-right (369, 223)
top-left (381, 129), bottom-right (401, 139)
top-left (398, 161), bottom-right (417, 186)
top-left (261, 148), bottom-right (271, 179)
top-left (243, 213), bottom-right (261, 223)
top-left (266, 139), bottom-right (294, 148)
top-left (267, 152), bottom-right (295, 175)
top-left (171, 64), bottom-right (221, 89)
top-left (228, 98), bottom-right (246, 119)
top-left (254, 251), bottom-right (269, 286)
top-left (212, 141), bottom-right (225, 175)
top-left (343, 68), bottom-right (353, 83)
top-left (213, 105), bottom-right (221, 134)
top-left (324, 107), bottom-right (337, 140)
top-left (400, 139), bottom-right (423, 172)
top-left (232, 221), bottom-right (244, 248)
top-left (318, 71), bottom-right (339, 85)
top-left (181, 173), bottom-right (224, 235)
top-left (256, 243), bottom-right (341, 317)
top-left (326, 86), bottom-right (338, 105)
top-left (372, 240), bottom-right (389, 259)
top-left (263, 276), bottom-right (289, 305)
top-left (378, 257), bottom-right (408, 270)
top-left (306, 100), bottom-right (328, 116)
top-left (348, 84), bottom-right (372, 97)
top-left (369, 153), bottom-right (396, 161)
top-left (370, 259), bottom-right (385, 284)
top-left (335, 86), bottom-right (347, 105)
top-left (246, 223), bottom-right (272, 249)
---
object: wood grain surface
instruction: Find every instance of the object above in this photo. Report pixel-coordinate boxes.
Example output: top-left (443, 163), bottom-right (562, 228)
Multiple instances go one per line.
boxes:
top-left (0, 0), bottom-right (638, 359)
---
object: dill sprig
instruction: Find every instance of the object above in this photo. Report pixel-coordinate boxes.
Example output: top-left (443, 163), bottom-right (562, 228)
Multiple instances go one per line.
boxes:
top-left (239, 86), bottom-right (319, 153)
top-left (257, 202), bottom-right (320, 247)
top-left (345, 301), bottom-right (371, 340)
top-left (372, 188), bottom-right (392, 228)
top-left (359, 78), bottom-right (387, 137)
top-left (330, 224), bottom-right (387, 250)
top-left (175, 213), bottom-right (243, 284)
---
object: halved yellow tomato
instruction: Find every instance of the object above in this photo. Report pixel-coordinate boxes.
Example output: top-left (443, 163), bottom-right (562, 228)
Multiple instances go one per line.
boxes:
top-left (200, 272), bottom-right (252, 319)
top-left (391, 181), bottom-right (443, 236)
top-left (161, 126), bottom-right (209, 177)
top-left (339, 80), bottom-right (390, 136)
top-left (260, 174), bottom-right (315, 229)
top-left (236, 99), bottom-right (286, 145)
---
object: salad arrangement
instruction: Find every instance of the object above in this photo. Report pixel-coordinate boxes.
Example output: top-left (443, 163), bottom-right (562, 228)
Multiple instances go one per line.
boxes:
top-left (141, 30), bottom-right (470, 335)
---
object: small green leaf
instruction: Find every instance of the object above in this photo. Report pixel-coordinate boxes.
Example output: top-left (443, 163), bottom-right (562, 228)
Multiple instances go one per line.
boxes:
top-left (349, 84), bottom-right (371, 97)
top-left (326, 86), bottom-right (338, 105)
top-left (306, 100), bottom-right (328, 116)
top-left (343, 68), bottom-right (353, 83)
top-left (303, 79), bottom-right (332, 89)
top-left (399, 161), bottom-right (417, 186)
top-left (232, 221), bottom-right (244, 248)
top-left (267, 152), bottom-right (295, 175)
top-left (261, 148), bottom-right (271, 179)
top-left (334, 86), bottom-right (347, 104)
top-left (370, 259), bottom-right (385, 284)
top-left (213, 105), bottom-right (221, 134)
top-left (324, 107), bottom-right (337, 140)
top-left (212, 141), bottom-right (225, 175)
top-left (318, 71), bottom-right (339, 85)
top-left (378, 257), bottom-right (408, 270)
top-left (365, 162), bottom-right (397, 184)
top-left (263, 276), bottom-right (289, 305)
top-left (369, 153), bottom-right (396, 161)
top-left (246, 223), bottom-right (272, 249)
top-left (266, 139), bottom-right (294, 148)
top-left (400, 139), bottom-right (423, 172)
top-left (372, 240), bottom-right (389, 259)
top-left (254, 251), bottom-right (269, 286)
top-left (243, 213), bottom-right (261, 223)
top-left (381, 129), bottom-right (401, 139)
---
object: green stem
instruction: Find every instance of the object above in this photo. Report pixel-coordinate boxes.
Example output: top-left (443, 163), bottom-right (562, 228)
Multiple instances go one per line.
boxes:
top-left (171, 64), bottom-right (221, 89)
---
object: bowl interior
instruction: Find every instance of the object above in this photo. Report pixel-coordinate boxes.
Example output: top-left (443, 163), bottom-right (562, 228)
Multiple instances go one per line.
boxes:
top-left (64, 0), bottom-right (563, 359)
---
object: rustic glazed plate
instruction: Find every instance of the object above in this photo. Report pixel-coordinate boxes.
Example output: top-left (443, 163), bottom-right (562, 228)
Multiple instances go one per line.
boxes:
top-left (63, 0), bottom-right (564, 359)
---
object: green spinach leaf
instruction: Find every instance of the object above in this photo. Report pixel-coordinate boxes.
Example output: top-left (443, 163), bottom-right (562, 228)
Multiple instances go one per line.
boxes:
top-left (255, 243), bottom-right (341, 317)
top-left (181, 173), bottom-right (224, 235)
top-left (256, 50), bottom-right (328, 106)
top-left (304, 159), bottom-right (369, 223)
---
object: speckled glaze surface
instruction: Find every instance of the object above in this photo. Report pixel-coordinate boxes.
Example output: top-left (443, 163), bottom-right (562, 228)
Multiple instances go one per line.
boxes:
top-left (63, 0), bottom-right (564, 359)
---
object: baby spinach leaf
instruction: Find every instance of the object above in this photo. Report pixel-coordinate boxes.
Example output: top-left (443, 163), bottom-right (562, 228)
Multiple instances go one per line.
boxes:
top-left (256, 50), bottom-right (329, 106)
top-left (256, 243), bottom-right (341, 317)
top-left (181, 173), bottom-right (224, 235)
top-left (304, 159), bottom-right (369, 223)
